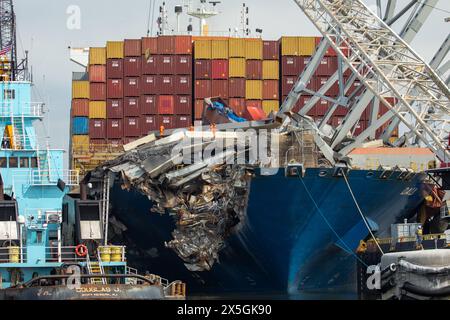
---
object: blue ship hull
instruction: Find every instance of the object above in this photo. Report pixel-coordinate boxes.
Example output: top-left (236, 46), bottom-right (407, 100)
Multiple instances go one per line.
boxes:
top-left (109, 168), bottom-right (427, 295)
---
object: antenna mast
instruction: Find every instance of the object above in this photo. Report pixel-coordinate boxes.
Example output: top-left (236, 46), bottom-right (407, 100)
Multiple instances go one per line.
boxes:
top-left (0, 0), bottom-right (28, 81)
top-left (187, 0), bottom-right (220, 36)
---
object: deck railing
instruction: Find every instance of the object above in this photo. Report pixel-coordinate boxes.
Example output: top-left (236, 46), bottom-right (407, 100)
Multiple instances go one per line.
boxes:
top-left (0, 102), bottom-right (44, 117)
top-left (0, 246), bottom-right (27, 264)
top-left (29, 169), bottom-right (80, 186)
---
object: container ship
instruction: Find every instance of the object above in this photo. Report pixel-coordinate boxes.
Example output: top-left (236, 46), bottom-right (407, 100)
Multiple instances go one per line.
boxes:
top-left (68, 2), bottom-right (449, 296)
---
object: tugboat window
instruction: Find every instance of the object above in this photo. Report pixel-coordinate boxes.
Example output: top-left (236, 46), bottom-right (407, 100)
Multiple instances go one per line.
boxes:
top-left (9, 157), bottom-right (18, 168)
top-left (0, 157), bottom-right (7, 168)
top-left (3, 89), bottom-right (15, 100)
top-left (30, 157), bottom-right (38, 168)
top-left (19, 157), bottom-right (29, 168)
top-left (36, 231), bottom-right (43, 244)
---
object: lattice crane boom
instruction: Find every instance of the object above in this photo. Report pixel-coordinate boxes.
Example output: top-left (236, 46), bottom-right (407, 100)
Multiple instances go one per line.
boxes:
top-left (279, 0), bottom-right (450, 162)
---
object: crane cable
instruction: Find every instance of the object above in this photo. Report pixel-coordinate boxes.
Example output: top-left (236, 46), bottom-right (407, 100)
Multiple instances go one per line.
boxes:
top-left (342, 170), bottom-right (385, 255)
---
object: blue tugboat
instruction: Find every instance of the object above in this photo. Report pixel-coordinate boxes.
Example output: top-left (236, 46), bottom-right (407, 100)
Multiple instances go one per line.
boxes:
top-left (0, 0), bottom-right (185, 300)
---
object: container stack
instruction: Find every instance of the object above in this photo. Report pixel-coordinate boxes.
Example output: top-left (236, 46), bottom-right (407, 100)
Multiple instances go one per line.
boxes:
top-left (193, 37), bottom-right (279, 122)
top-left (141, 35), bottom-right (193, 135)
top-left (262, 40), bottom-right (280, 115)
top-left (71, 78), bottom-right (90, 154)
top-left (280, 36), bottom-right (318, 119)
top-left (106, 41), bottom-right (125, 147)
top-left (88, 46), bottom-right (108, 150)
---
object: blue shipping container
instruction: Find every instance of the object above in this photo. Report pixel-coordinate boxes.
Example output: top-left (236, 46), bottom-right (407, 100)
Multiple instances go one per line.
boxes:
top-left (72, 117), bottom-right (89, 135)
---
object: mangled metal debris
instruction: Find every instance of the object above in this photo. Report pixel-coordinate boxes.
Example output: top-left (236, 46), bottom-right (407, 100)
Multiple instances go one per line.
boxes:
top-left (88, 125), bottom-right (320, 271)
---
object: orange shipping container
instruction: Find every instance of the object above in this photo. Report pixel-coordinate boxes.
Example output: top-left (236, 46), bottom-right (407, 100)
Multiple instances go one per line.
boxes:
top-left (141, 37), bottom-right (158, 55)
top-left (175, 36), bottom-right (193, 54)
top-left (89, 65), bottom-right (106, 83)
top-left (71, 99), bottom-right (89, 117)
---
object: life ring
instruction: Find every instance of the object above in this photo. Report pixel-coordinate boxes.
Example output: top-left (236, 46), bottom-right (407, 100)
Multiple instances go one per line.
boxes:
top-left (75, 244), bottom-right (88, 257)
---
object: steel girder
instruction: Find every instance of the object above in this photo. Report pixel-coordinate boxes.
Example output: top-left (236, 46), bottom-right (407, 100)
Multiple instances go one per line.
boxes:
top-left (283, 0), bottom-right (450, 162)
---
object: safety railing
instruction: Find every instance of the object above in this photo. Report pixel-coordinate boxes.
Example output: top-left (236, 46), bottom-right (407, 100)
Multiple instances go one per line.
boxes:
top-left (0, 102), bottom-right (44, 117)
top-left (29, 169), bottom-right (80, 186)
top-left (366, 233), bottom-right (447, 247)
top-left (0, 246), bottom-right (27, 264)
top-left (45, 246), bottom-right (87, 263)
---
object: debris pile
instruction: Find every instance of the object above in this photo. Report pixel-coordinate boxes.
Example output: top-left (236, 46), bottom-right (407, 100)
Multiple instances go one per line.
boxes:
top-left (89, 131), bottom-right (254, 271)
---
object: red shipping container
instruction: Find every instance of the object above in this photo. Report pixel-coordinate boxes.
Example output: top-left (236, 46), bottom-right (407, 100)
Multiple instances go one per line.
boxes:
top-left (282, 56), bottom-right (302, 76)
top-left (124, 97), bottom-right (140, 116)
top-left (141, 95), bottom-right (157, 114)
top-left (71, 99), bottom-right (89, 117)
top-left (107, 119), bottom-right (123, 139)
top-left (346, 77), bottom-right (362, 96)
top-left (89, 119), bottom-right (106, 139)
top-left (124, 117), bottom-right (141, 137)
top-left (315, 37), bottom-right (336, 57)
top-left (107, 59), bottom-right (123, 79)
top-left (106, 99), bottom-right (123, 119)
top-left (246, 60), bottom-right (263, 79)
top-left (141, 115), bottom-right (158, 135)
top-left (157, 55), bottom-right (175, 75)
top-left (175, 115), bottom-right (191, 128)
top-left (89, 65), bottom-right (106, 83)
top-left (315, 57), bottom-right (338, 76)
top-left (124, 77), bottom-right (140, 97)
top-left (90, 83), bottom-right (106, 100)
top-left (316, 99), bottom-right (330, 116)
top-left (263, 80), bottom-right (279, 100)
top-left (263, 41), bottom-right (279, 60)
top-left (211, 60), bottom-right (229, 79)
top-left (142, 75), bottom-right (157, 94)
top-left (194, 60), bottom-right (211, 79)
top-left (157, 75), bottom-right (175, 94)
top-left (141, 37), bottom-right (158, 55)
top-left (244, 105), bottom-right (267, 121)
top-left (157, 115), bottom-right (176, 130)
top-left (246, 100), bottom-right (262, 109)
top-left (175, 36), bottom-right (193, 55)
top-left (175, 55), bottom-right (192, 75)
top-left (228, 98), bottom-right (246, 116)
top-left (282, 76), bottom-right (314, 96)
top-left (124, 39), bottom-right (142, 57)
top-left (194, 100), bottom-right (205, 120)
top-left (107, 79), bottom-right (123, 99)
top-left (157, 36), bottom-right (176, 54)
top-left (174, 96), bottom-right (192, 115)
top-left (174, 75), bottom-right (192, 95)
top-left (315, 37), bottom-right (350, 57)
top-left (142, 55), bottom-right (157, 75)
top-left (195, 80), bottom-right (211, 99)
top-left (316, 76), bottom-right (339, 96)
top-left (229, 78), bottom-right (246, 98)
top-left (107, 138), bottom-right (123, 147)
top-left (157, 95), bottom-right (175, 115)
top-left (283, 95), bottom-right (316, 115)
top-left (212, 80), bottom-right (228, 99)
top-left (124, 57), bottom-right (142, 77)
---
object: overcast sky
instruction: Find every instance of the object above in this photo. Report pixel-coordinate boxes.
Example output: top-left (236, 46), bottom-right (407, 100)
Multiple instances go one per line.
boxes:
top-left (11, 0), bottom-right (450, 167)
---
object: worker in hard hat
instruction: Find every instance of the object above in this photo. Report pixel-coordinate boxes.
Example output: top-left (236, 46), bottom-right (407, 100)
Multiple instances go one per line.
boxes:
top-left (415, 225), bottom-right (424, 250)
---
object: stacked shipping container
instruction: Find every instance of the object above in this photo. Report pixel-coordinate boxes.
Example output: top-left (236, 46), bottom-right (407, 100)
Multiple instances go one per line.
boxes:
top-left (193, 38), bottom-right (280, 122)
top-left (71, 35), bottom-right (397, 173)
top-left (141, 35), bottom-right (193, 137)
